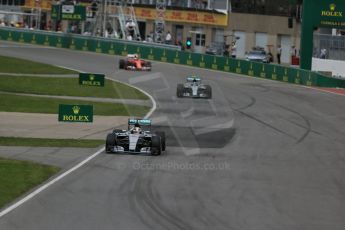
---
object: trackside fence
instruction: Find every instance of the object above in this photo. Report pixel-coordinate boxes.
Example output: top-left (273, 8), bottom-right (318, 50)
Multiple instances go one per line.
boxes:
top-left (1, 27), bottom-right (344, 88)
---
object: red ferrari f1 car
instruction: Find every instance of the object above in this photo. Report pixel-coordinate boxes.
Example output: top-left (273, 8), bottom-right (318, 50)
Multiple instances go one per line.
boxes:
top-left (119, 54), bottom-right (152, 71)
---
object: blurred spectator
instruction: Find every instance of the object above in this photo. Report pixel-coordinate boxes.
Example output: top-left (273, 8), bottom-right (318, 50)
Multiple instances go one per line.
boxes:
top-left (165, 31), bottom-right (172, 44)
top-left (176, 40), bottom-right (184, 50)
top-left (126, 33), bottom-right (132, 41)
top-left (136, 34), bottom-right (141, 41)
top-left (291, 45), bottom-right (297, 56)
top-left (320, 48), bottom-right (327, 59)
top-left (231, 42), bottom-right (237, 58)
top-left (96, 29), bottom-right (101, 36)
top-left (268, 52), bottom-right (273, 62)
top-left (277, 45), bottom-right (282, 64)
top-left (146, 35), bottom-right (153, 42)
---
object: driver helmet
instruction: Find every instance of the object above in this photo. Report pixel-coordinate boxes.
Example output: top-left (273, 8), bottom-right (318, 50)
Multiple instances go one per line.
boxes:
top-left (132, 123), bottom-right (141, 133)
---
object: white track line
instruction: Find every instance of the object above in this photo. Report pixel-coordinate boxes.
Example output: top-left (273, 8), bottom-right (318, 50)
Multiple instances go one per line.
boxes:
top-left (55, 65), bottom-right (85, 73)
top-left (106, 76), bottom-right (157, 119)
top-left (0, 66), bottom-right (157, 218)
top-left (0, 147), bottom-right (104, 218)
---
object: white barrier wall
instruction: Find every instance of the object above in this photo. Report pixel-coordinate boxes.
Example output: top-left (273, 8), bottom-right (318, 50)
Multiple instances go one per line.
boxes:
top-left (312, 58), bottom-right (345, 78)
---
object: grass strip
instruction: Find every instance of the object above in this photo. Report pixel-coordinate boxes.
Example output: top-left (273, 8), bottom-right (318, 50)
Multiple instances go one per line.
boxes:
top-left (0, 55), bottom-right (77, 74)
top-left (0, 137), bottom-right (104, 148)
top-left (0, 157), bottom-right (60, 208)
top-left (0, 76), bottom-right (148, 100)
top-left (0, 93), bottom-right (150, 117)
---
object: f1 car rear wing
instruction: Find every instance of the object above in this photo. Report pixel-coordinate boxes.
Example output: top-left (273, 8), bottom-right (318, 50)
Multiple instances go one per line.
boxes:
top-left (187, 76), bottom-right (201, 82)
top-left (127, 54), bottom-right (139, 59)
top-left (128, 119), bottom-right (151, 126)
top-left (128, 119), bottom-right (151, 131)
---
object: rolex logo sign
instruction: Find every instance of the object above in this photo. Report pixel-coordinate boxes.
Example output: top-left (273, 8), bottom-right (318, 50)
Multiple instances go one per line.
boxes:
top-left (321, 3), bottom-right (343, 17)
top-left (59, 104), bottom-right (93, 123)
top-left (79, 73), bottom-right (105, 87)
top-left (72, 105), bottom-right (80, 114)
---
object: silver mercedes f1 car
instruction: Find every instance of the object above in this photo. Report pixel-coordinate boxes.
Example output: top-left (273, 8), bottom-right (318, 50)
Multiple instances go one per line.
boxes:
top-left (105, 119), bottom-right (166, 156)
top-left (176, 76), bottom-right (212, 99)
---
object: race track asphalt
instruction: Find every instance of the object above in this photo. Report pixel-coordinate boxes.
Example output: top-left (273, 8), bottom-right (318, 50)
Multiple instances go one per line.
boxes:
top-left (0, 41), bottom-right (345, 230)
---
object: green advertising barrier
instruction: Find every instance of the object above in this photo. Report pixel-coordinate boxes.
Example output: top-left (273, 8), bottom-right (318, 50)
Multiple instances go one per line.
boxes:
top-left (0, 29), bottom-right (69, 48)
top-left (314, 73), bottom-right (345, 87)
top-left (141, 47), bottom-right (168, 62)
top-left (58, 104), bottom-right (93, 122)
top-left (79, 73), bottom-right (105, 87)
top-left (1, 27), bottom-right (344, 88)
top-left (177, 51), bottom-right (187, 65)
top-left (94, 39), bottom-right (107, 53)
top-left (138, 46), bottom-right (151, 60)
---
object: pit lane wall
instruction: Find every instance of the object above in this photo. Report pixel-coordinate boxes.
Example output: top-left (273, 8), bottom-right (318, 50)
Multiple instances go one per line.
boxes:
top-left (1, 27), bottom-right (344, 88)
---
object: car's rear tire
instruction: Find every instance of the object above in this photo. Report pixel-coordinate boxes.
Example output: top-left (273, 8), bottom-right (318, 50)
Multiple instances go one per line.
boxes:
top-left (151, 136), bottom-right (162, 156)
top-left (176, 84), bottom-right (184, 98)
top-left (119, 59), bottom-right (125, 69)
top-left (156, 131), bottom-right (166, 151)
top-left (105, 133), bottom-right (116, 153)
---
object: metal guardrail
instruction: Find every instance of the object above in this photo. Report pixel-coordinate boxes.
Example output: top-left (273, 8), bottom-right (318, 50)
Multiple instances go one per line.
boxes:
top-left (313, 33), bottom-right (345, 60)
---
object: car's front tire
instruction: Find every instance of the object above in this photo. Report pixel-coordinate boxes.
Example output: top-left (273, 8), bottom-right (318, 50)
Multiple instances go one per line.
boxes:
top-left (119, 60), bottom-right (125, 69)
top-left (151, 136), bottom-right (162, 156)
top-left (146, 61), bottom-right (152, 71)
top-left (105, 133), bottom-right (116, 153)
top-left (176, 84), bottom-right (184, 98)
top-left (205, 85), bottom-right (212, 99)
top-left (155, 131), bottom-right (166, 151)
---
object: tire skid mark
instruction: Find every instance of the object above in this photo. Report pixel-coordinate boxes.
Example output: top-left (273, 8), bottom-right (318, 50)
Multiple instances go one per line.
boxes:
top-left (226, 93), bottom-right (298, 141)
top-left (273, 104), bottom-right (312, 144)
top-left (234, 109), bottom-right (298, 141)
top-left (140, 168), bottom-right (195, 230)
top-left (142, 180), bottom-right (189, 230)
top-left (117, 159), bottom-right (156, 230)
top-left (286, 119), bottom-right (322, 136)
top-left (122, 158), bottom-right (195, 230)
top-left (226, 94), bottom-right (256, 112)
top-left (187, 176), bottom-right (233, 230)
top-left (236, 95), bottom-right (257, 111)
